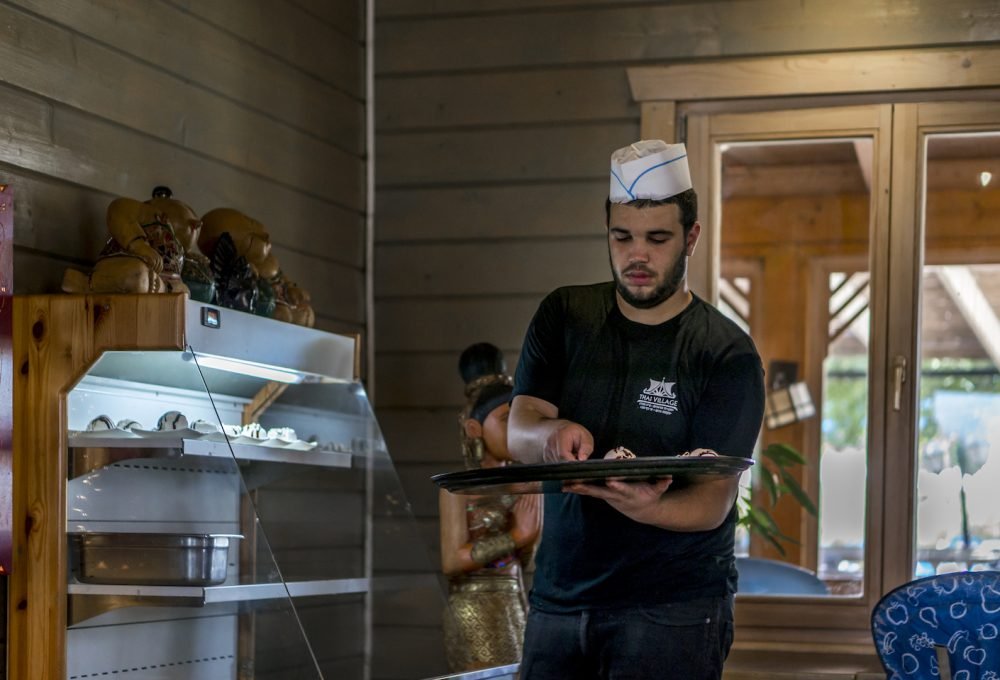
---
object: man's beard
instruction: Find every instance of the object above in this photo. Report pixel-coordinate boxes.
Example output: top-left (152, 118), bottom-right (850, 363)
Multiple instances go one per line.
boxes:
top-left (612, 248), bottom-right (687, 310)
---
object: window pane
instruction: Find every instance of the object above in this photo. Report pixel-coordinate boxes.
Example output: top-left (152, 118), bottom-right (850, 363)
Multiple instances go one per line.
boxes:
top-left (914, 132), bottom-right (1000, 578)
top-left (719, 138), bottom-right (872, 597)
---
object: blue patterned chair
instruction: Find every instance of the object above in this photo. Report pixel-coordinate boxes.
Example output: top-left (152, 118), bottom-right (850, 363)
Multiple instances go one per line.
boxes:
top-left (872, 571), bottom-right (1000, 679)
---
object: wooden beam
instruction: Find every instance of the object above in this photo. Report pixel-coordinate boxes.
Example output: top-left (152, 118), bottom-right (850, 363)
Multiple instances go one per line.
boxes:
top-left (722, 163), bottom-right (866, 199)
top-left (242, 382), bottom-right (290, 427)
top-left (629, 45), bottom-right (1000, 102)
top-left (721, 187), bottom-right (1000, 247)
top-left (640, 101), bottom-right (676, 143)
top-left (935, 266), bottom-right (1000, 370)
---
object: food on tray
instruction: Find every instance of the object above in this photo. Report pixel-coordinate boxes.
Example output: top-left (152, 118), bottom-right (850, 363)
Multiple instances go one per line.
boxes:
top-left (191, 419), bottom-right (220, 434)
top-left (266, 427), bottom-right (297, 443)
top-left (680, 448), bottom-right (719, 457)
top-left (86, 415), bottom-right (116, 431)
top-left (116, 418), bottom-right (142, 432)
top-left (604, 446), bottom-right (636, 460)
top-left (241, 422), bottom-right (267, 440)
top-left (156, 410), bottom-right (189, 431)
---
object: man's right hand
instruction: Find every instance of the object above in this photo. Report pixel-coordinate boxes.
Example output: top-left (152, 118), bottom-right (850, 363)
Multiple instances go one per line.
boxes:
top-left (543, 423), bottom-right (594, 462)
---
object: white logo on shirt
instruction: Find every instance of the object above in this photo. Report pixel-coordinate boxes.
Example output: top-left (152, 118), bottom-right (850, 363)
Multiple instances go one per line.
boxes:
top-left (638, 378), bottom-right (679, 415)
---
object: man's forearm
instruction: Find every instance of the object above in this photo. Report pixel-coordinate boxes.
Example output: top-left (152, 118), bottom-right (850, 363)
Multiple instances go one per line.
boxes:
top-left (508, 414), bottom-right (564, 464)
top-left (642, 477), bottom-right (739, 531)
top-left (508, 395), bottom-right (559, 464)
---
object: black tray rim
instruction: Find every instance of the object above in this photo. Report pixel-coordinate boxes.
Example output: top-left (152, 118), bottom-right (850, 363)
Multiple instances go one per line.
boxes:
top-left (432, 455), bottom-right (753, 491)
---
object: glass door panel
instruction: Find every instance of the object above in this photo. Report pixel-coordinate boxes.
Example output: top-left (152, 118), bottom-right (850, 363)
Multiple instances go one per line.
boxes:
top-left (914, 130), bottom-right (1000, 578)
top-left (718, 137), bottom-right (873, 597)
top-left (693, 104), bottom-right (892, 610)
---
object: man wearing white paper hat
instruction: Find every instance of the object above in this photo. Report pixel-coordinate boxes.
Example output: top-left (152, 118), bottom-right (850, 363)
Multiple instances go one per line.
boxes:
top-left (508, 140), bottom-right (765, 678)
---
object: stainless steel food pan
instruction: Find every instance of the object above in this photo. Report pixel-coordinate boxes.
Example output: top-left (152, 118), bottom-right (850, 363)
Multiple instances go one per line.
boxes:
top-left (71, 533), bottom-right (242, 586)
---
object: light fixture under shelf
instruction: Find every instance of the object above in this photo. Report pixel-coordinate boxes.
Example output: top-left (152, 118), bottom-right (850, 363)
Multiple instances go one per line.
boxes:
top-left (186, 353), bottom-right (305, 384)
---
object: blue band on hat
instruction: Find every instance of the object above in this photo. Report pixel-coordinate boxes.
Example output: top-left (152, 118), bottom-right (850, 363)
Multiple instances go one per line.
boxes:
top-left (627, 154), bottom-right (687, 196)
top-left (610, 168), bottom-right (632, 199)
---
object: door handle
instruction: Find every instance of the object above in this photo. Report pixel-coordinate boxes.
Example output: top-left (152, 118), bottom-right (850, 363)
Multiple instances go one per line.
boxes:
top-left (893, 355), bottom-right (908, 411)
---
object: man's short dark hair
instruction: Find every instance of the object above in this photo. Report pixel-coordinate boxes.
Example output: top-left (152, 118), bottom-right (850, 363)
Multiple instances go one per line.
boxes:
top-left (605, 188), bottom-right (698, 235)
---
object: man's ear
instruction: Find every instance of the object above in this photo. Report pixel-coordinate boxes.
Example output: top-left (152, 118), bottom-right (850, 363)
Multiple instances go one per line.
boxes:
top-left (463, 418), bottom-right (483, 440)
top-left (686, 221), bottom-right (702, 257)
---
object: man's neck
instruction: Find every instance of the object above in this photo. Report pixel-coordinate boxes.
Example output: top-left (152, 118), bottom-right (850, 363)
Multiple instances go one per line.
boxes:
top-left (616, 287), bottom-right (693, 325)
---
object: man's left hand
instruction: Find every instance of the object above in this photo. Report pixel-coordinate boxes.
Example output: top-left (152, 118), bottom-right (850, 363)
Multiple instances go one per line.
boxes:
top-left (564, 476), bottom-right (672, 524)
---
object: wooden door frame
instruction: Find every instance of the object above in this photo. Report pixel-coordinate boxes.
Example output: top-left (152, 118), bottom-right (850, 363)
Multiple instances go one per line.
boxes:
top-left (883, 101), bottom-right (1000, 593)
top-left (686, 105), bottom-right (894, 648)
top-left (627, 45), bottom-right (1000, 652)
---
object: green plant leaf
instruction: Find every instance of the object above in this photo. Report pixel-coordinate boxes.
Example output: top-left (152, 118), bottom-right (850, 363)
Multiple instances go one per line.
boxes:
top-left (742, 509), bottom-right (787, 556)
top-left (759, 465), bottom-right (780, 506)
top-left (761, 442), bottom-right (806, 467)
top-left (750, 507), bottom-right (798, 542)
top-left (778, 468), bottom-right (818, 516)
top-left (739, 441), bottom-right (819, 554)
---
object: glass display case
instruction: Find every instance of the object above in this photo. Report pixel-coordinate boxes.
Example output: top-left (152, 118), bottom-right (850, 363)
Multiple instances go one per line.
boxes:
top-left (11, 294), bottom-right (451, 679)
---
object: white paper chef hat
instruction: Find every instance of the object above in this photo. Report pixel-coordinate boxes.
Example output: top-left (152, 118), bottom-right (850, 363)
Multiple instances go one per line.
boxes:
top-left (609, 140), bottom-right (692, 203)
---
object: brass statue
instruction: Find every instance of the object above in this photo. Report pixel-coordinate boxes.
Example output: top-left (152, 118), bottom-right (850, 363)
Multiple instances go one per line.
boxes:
top-left (439, 343), bottom-right (541, 671)
top-left (198, 208), bottom-right (315, 326)
top-left (62, 186), bottom-right (214, 301)
top-left (64, 191), bottom-right (316, 326)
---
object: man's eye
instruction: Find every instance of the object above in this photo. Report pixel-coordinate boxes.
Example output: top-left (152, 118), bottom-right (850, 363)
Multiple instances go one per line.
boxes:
top-left (649, 237), bottom-right (668, 244)
top-left (612, 233), bottom-right (631, 242)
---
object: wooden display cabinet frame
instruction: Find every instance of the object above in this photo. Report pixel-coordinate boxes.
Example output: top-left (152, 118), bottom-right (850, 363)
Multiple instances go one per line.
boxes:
top-left (10, 294), bottom-right (186, 679)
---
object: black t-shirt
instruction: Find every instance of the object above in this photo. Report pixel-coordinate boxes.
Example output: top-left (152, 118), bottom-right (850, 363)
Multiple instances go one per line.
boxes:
top-left (513, 282), bottom-right (765, 611)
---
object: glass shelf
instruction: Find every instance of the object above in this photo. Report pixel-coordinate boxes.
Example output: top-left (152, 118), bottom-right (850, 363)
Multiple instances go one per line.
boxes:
top-left (67, 435), bottom-right (354, 468)
top-left (67, 577), bottom-right (371, 604)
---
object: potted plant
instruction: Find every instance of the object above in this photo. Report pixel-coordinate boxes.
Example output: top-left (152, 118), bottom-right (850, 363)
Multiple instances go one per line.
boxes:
top-left (738, 442), bottom-right (817, 556)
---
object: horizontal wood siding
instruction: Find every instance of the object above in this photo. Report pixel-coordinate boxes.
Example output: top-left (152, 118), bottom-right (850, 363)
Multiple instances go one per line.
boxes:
top-left (1, 0), bottom-right (367, 676)
top-left (1, 0), bottom-right (366, 335)
top-left (372, 0), bottom-right (1000, 665)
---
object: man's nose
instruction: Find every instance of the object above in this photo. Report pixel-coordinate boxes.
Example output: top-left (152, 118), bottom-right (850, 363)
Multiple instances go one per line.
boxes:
top-left (627, 243), bottom-right (650, 262)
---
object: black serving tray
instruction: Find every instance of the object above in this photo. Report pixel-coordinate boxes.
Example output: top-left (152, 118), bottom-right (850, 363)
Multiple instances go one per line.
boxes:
top-left (432, 455), bottom-right (753, 495)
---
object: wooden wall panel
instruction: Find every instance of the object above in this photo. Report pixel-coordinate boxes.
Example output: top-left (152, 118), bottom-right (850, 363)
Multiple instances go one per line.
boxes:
top-left (378, 409), bottom-right (462, 465)
top-left (5, 167), bottom-right (114, 261)
top-left (376, 67), bottom-right (635, 130)
top-left (0, 88), bottom-right (364, 270)
top-left (378, 182), bottom-right (606, 242)
top-left (376, 0), bottom-right (1000, 73)
top-left (373, 585), bottom-right (446, 628)
top-left (375, 353), bottom-right (476, 410)
top-left (372, 517), bottom-right (441, 573)
top-left (290, 0), bottom-right (364, 40)
top-left (169, 0), bottom-right (364, 98)
top-left (254, 597), bottom-right (366, 674)
top-left (52, 105), bottom-right (363, 221)
top-left (268, 245), bottom-right (365, 326)
top-left (396, 465), bottom-right (451, 519)
top-left (375, 298), bottom-right (536, 352)
top-left (376, 0), bottom-right (648, 16)
top-left (10, 0), bottom-right (361, 147)
top-left (379, 123), bottom-right (636, 186)
top-left (371, 626), bottom-right (448, 680)
top-left (0, 3), bottom-right (363, 184)
top-left (376, 239), bottom-right (607, 297)
top-left (12, 249), bottom-right (79, 297)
